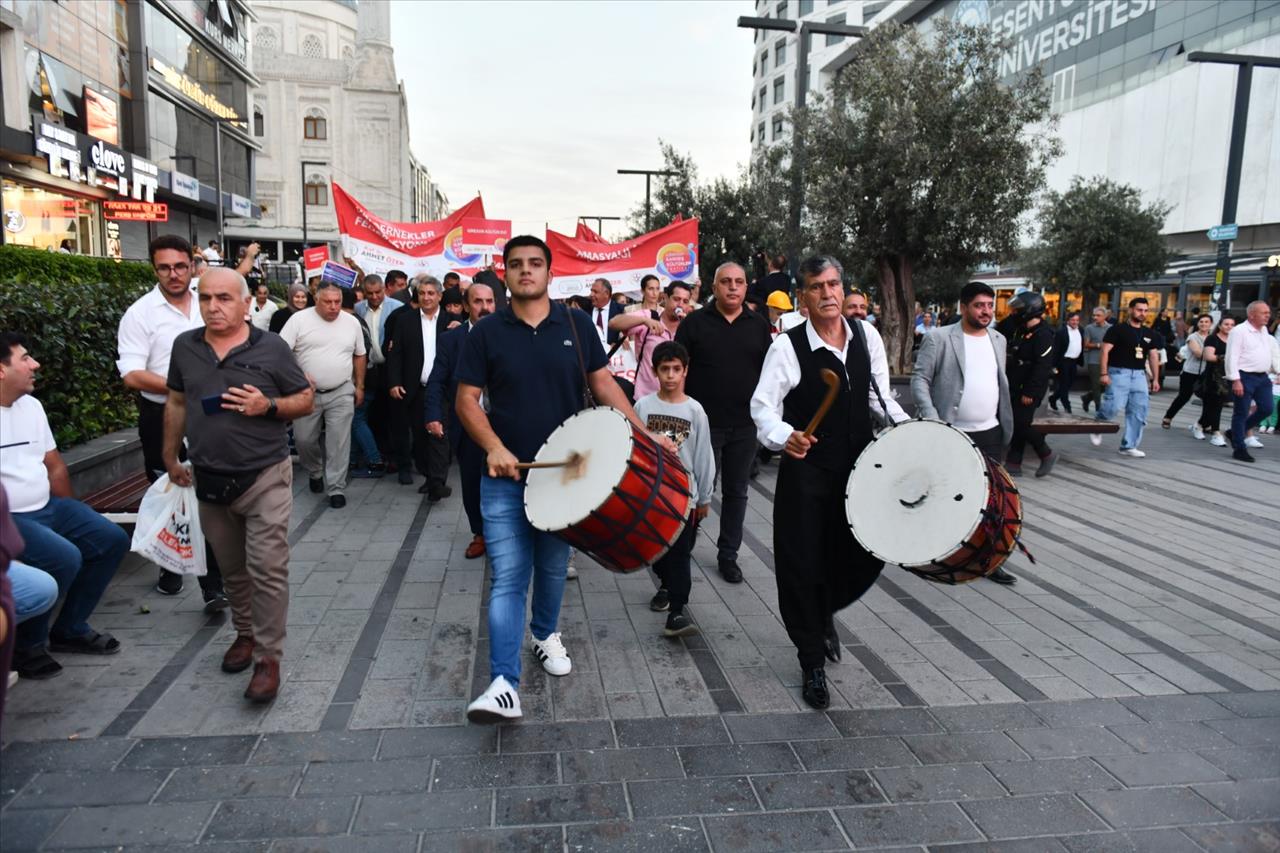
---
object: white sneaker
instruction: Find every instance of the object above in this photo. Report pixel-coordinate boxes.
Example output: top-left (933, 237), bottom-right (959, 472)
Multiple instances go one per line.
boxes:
top-left (531, 632), bottom-right (572, 676)
top-left (1209, 433), bottom-right (1227, 447)
top-left (466, 675), bottom-right (522, 723)
top-left (1245, 435), bottom-right (1264, 449)
top-left (1118, 448), bottom-right (1146, 458)
top-left (1191, 424), bottom-right (1206, 440)
top-left (7, 670), bottom-right (17, 689)
top-left (566, 550), bottom-right (578, 579)
top-left (1089, 433), bottom-right (1103, 446)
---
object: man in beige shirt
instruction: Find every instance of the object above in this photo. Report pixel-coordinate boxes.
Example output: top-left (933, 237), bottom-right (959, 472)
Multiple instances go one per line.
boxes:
top-left (279, 282), bottom-right (367, 507)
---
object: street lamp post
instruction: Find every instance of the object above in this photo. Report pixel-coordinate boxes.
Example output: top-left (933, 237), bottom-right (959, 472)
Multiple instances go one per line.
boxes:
top-left (737, 15), bottom-right (867, 278)
top-left (578, 215), bottom-right (621, 236)
top-left (616, 169), bottom-right (677, 232)
top-left (1186, 52), bottom-right (1280, 311)
top-left (300, 159), bottom-right (328, 253)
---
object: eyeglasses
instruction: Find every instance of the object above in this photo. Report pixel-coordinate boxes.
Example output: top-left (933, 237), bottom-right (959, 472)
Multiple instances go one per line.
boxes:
top-left (155, 263), bottom-right (191, 275)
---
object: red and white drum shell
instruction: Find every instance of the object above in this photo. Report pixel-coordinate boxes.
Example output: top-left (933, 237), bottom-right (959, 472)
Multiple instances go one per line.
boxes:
top-left (844, 419), bottom-right (1023, 584)
top-left (524, 407), bottom-right (692, 573)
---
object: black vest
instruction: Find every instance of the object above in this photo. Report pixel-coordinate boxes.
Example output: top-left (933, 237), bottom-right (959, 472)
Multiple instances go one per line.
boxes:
top-left (781, 322), bottom-right (874, 473)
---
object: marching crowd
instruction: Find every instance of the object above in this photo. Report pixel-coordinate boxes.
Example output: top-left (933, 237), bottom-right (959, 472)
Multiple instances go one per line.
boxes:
top-left (1, 233), bottom-right (1277, 733)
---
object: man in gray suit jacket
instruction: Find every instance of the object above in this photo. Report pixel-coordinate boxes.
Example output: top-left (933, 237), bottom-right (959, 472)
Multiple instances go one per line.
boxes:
top-left (911, 282), bottom-right (1018, 585)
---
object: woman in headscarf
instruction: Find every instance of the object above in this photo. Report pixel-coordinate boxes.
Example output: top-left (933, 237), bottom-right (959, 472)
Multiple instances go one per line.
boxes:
top-left (269, 284), bottom-right (309, 334)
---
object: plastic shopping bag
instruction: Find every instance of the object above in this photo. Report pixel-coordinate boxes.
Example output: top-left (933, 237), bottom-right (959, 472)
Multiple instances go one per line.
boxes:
top-left (130, 473), bottom-right (207, 576)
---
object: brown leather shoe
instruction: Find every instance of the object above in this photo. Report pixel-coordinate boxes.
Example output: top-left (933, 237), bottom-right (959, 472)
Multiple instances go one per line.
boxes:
top-left (464, 535), bottom-right (486, 559)
top-left (221, 636), bottom-right (255, 673)
top-left (244, 658), bottom-right (280, 703)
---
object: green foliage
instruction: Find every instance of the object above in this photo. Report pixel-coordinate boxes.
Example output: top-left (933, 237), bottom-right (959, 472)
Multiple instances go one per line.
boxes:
top-left (1026, 176), bottom-right (1171, 311)
top-left (797, 20), bottom-right (1060, 371)
top-left (0, 245), bottom-right (153, 446)
top-left (626, 141), bottom-right (791, 289)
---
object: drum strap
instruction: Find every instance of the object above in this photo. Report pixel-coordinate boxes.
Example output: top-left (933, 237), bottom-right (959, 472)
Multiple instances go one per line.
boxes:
top-left (564, 304), bottom-right (597, 410)
top-left (850, 320), bottom-right (893, 428)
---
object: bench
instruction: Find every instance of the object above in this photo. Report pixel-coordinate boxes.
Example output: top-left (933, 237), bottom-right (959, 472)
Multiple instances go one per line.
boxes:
top-left (1031, 413), bottom-right (1121, 435)
top-left (82, 470), bottom-right (150, 526)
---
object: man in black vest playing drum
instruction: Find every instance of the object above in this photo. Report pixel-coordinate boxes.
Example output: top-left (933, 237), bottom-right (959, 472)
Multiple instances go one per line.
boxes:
top-left (750, 255), bottom-right (907, 709)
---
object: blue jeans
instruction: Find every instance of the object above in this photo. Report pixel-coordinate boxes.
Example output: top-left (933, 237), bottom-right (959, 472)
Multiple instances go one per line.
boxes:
top-left (1097, 367), bottom-right (1149, 450)
top-left (350, 389), bottom-right (382, 466)
top-left (8, 562), bottom-right (58, 624)
top-left (12, 497), bottom-right (129, 650)
top-left (1231, 372), bottom-right (1275, 449)
top-left (481, 475), bottom-right (569, 688)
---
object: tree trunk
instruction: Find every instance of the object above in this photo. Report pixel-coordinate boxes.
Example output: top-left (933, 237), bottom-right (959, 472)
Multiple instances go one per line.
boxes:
top-left (877, 253), bottom-right (916, 375)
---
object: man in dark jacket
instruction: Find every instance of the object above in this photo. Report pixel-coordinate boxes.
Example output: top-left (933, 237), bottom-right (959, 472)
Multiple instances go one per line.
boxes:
top-left (425, 284), bottom-right (495, 559)
top-left (1003, 292), bottom-right (1057, 478)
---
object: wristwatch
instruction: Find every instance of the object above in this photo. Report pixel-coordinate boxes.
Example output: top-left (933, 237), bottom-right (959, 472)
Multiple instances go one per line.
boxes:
top-left (266, 398), bottom-right (278, 419)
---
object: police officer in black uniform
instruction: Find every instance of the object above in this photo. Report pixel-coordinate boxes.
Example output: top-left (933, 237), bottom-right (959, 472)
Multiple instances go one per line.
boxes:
top-left (1001, 291), bottom-right (1057, 479)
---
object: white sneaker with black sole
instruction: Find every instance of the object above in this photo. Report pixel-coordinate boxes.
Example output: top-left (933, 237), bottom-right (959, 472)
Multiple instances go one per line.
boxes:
top-left (466, 675), bottom-right (521, 723)
top-left (531, 632), bottom-right (572, 676)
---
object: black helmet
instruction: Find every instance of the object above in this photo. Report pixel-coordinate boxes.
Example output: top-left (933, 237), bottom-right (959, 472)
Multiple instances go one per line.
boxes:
top-left (1007, 290), bottom-right (1046, 321)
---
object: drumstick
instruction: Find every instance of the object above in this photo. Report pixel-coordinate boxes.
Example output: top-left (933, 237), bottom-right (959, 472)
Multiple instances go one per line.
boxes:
top-left (801, 369), bottom-right (841, 439)
top-left (514, 451), bottom-right (590, 483)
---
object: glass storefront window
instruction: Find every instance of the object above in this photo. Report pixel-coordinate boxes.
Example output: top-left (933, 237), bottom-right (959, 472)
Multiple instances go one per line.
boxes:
top-left (148, 95), bottom-right (251, 198)
top-left (2, 179), bottom-right (101, 256)
top-left (146, 4), bottom-right (249, 121)
top-left (1117, 288), bottom-right (1176, 324)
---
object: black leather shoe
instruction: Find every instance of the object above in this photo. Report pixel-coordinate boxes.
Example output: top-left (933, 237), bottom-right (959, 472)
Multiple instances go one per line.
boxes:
top-left (1233, 448), bottom-right (1256, 463)
top-left (309, 477), bottom-right (324, 493)
top-left (823, 620), bottom-right (842, 664)
top-left (802, 667), bottom-right (830, 709)
top-left (398, 470), bottom-right (413, 485)
top-left (329, 494), bottom-right (346, 509)
top-left (718, 559), bottom-right (743, 584)
top-left (987, 567), bottom-right (1017, 585)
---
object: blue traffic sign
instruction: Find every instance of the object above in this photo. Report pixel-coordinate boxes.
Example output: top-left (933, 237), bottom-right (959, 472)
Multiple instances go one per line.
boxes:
top-left (1208, 223), bottom-right (1238, 241)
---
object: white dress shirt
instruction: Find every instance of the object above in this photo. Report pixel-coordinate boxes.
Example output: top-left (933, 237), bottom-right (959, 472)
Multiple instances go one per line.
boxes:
top-left (593, 305), bottom-right (610, 346)
top-left (420, 309), bottom-right (440, 385)
top-left (250, 298), bottom-right (277, 330)
top-left (1064, 326), bottom-right (1082, 359)
top-left (1225, 320), bottom-right (1273, 379)
top-left (115, 285), bottom-right (203, 404)
top-left (751, 318), bottom-right (908, 450)
top-left (365, 303), bottom-right (386, 364)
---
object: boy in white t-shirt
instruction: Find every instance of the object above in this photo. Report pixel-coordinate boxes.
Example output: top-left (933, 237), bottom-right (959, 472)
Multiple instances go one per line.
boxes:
top-left (633, 341), bottom-right (715, 637)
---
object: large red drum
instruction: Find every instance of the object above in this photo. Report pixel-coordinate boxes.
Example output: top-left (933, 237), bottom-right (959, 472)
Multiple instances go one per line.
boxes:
top-left (524, 407), bottom-right (692, 573)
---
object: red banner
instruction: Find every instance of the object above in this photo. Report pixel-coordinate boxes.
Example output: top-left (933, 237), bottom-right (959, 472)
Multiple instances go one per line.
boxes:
top-left (545, 217), bottom-right (698, 299)
top-left (575, 221), bottom-right (607, 242)
top-left (334, 183), bottom-right (490, 277)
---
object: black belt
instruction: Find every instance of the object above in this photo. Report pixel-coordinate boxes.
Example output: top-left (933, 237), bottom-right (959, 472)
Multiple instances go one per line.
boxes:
top-left (1240, 370), bottom-right (1268, 376)
top-left (316, 385), bottom-right (346, 394)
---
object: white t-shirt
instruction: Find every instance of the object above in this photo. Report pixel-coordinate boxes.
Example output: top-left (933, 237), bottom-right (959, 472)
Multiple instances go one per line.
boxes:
top-left (279, 308), bottom-right (366, 390)
top-left (953, 332), bottom-right (1000, 432)
top-left (0, 395), bottom-right (57, 513)
top-left (202, 247), bottom-right (221, 262)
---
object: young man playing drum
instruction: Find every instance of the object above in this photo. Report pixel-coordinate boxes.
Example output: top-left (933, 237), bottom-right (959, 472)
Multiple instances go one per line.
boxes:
top-left (750, 255), bottom-right (907, 710)
top-left (455, 235), bottom-right (653, 723)
top-left (634, 341), bottom-right (715, 637)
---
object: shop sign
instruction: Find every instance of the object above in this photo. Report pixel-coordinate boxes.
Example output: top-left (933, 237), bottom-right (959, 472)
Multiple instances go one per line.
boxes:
top-left (201, 8), bottom-right (248, 65)
top-left (104, 201), bottom-right (169, 221)
top-left (32, 119), bottom-right (159, 203)
top-left (172, 170), bottom-right (201, 201)
top-left (84, 87), bottom-right (120, 146)
top-left (230, 193), bottom-right (251, 217)
top-left (150, 57), bottom-right (241, 122)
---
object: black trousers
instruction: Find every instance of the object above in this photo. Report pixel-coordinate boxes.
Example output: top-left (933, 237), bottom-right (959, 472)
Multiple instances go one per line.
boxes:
top-left (365, 364), bottom-right (391, 456)
top-left (138, 399), bottom-right (223, 593)
top-left (710, 424), bottom-right (756, 564)
top-left (1164, 369), bottom-right (1201, 421)
top-left (1005, 400), bottom-right (1050, 465)
top-left (965, 426), bottom-right (1006, 463)
top-left (1050, 361), bottom-right (1077, 411)
top-left (774, 460), bottom-right (883, 670)
top-left (653, 513), bottom-right (697, 613)
top-left (1200, 392), bottom-right (1225, 433)
top-left (391, 386), bottom-right (449, 488)
top-left (457, 435), bottom-right (484, 537)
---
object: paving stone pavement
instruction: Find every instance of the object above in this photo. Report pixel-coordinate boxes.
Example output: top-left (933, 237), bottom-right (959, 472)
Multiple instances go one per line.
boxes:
top-left (1, 390), bottom-right (1278, 850)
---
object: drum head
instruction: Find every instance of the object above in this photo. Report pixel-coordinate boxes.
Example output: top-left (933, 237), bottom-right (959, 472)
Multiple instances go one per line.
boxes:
top-left (525, 407), bottom-right (633, 532)
top-left (845, 420), bottom-right (990, 567)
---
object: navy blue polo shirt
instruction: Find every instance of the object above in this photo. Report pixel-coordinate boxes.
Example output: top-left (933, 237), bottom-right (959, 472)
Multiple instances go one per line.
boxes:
top-left (456, 303), bottom-right (607, 465)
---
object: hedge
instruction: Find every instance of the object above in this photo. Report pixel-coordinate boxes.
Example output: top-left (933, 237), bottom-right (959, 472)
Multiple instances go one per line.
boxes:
top-left (0, 245), bottom-right (154, 447)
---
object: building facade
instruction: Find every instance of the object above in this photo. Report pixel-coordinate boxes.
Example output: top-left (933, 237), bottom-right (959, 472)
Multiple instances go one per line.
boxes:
top-left (0, 0), bottom-right (259, 262)
top-left (231, 0), bottom-right (444, 265)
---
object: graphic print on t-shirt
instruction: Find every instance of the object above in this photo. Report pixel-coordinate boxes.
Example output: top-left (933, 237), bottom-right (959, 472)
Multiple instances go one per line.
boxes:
top-left (645, 413), bottom-right (691, 449)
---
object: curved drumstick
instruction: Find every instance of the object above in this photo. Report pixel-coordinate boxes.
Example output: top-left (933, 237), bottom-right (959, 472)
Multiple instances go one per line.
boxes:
top-left (801, 369), bottom-right (841, 439)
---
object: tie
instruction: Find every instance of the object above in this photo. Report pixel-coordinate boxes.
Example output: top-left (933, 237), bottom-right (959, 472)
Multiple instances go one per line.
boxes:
top-left (596, 308), bottom-right (604, 331)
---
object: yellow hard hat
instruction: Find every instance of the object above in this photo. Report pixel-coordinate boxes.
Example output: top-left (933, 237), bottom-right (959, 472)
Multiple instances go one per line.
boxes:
top-left (766, 290), bottom-right (793, 310)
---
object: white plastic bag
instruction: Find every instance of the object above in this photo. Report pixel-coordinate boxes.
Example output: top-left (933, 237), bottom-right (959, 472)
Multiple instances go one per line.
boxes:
top-left (130, 473), bottom-right (207, 576)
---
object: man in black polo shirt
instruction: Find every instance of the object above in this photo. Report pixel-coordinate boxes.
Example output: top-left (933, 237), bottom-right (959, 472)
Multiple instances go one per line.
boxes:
top-left (675, 261), bottom-right (773, 583)
top-left (455, 235), bottom-right (651, 723)
top-left (1090, 296), bottom-right (1161, 457)
top-left (164, 267), bottom-right (314, 704)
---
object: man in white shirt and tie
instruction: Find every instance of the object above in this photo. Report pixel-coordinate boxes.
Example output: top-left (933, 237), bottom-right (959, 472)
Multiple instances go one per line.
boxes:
top-left (1225, 301), bottom-right (1275, 463)
top-left (116, 234), bottom-right (227, 606)
top-left (385, 277), bottom-right (452, 499)
top-left (588, 278), bottom-right (622, 348)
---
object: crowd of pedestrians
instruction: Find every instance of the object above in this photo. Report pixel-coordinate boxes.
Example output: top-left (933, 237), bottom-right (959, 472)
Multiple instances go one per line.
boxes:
top-left (1, 231), bottom-right (1277, 733)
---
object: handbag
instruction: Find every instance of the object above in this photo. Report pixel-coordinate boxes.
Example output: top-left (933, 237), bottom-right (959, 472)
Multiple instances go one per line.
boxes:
top-left (193, 466), bottom-right (263, 506)
top-left (1196, 361), bottom-right (1230, 402)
